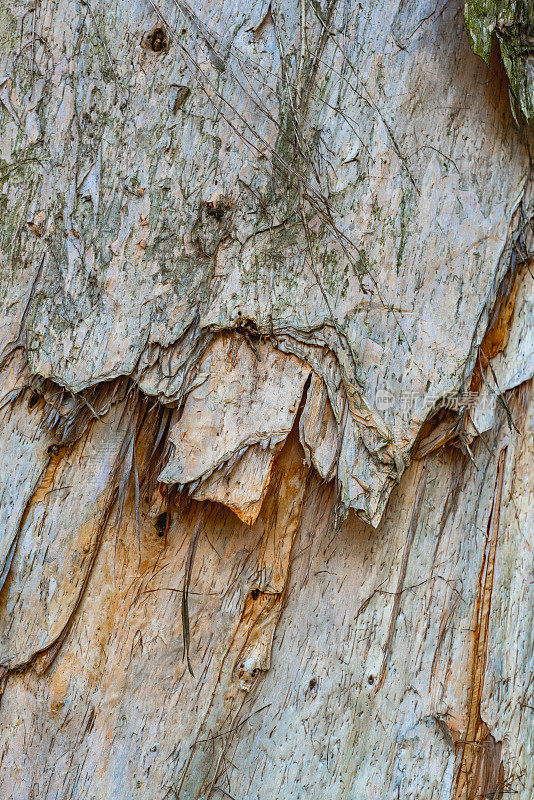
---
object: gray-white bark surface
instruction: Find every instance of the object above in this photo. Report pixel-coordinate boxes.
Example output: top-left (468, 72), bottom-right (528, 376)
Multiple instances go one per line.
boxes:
top-left (0, 0), bottom-right (532, 798)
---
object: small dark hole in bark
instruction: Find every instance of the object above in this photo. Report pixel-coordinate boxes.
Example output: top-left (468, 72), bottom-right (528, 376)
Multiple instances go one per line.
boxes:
top-left (251, 588), bottom-right (260, 600)
top-left (205, 200), bottom-right (225, 220)
top-left (251, 668), bottom-right (259, 677)
top-left (235, 317), bottom-right (261, 347)
top-left (309, 677), bottom-right (317, 690)
top-left (155, 511), bottom-right (170, 536)
top-left (367, 675), bottom-right (375, 686)
top-left (149, 28), bottom-right (167, 53)
top-left (47, 444), bottom-right (59, 455)
top-left (28, 392), bottom-right (40, 409)
top-left (181, 28), bottom-right (187, 35)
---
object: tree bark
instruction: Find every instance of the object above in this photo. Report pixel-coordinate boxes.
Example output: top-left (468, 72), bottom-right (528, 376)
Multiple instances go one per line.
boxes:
top-left (0, 1), bottom-right (532, 798)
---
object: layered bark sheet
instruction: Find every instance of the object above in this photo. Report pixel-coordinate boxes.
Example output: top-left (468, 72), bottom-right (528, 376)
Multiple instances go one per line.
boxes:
top-left (0, 0), bottom-right (532, 798)
top-left (0, 0), bottom-right (532, 522)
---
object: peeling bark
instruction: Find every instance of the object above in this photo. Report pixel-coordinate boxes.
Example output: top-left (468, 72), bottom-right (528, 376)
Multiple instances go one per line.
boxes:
top-left (0, 0), bottom-right (532, 798)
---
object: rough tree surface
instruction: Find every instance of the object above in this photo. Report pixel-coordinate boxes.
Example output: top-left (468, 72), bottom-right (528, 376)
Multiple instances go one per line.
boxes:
top-left (0, 0), bottom-right (532, 798)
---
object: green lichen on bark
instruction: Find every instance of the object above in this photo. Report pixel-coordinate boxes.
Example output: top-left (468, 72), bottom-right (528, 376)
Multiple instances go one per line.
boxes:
top-left (465, 0), bottom-right (534, 121)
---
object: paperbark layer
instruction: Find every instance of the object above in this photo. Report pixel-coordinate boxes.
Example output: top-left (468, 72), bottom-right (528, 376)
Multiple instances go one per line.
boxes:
top-left (0, 0), bottom-right (532, 798)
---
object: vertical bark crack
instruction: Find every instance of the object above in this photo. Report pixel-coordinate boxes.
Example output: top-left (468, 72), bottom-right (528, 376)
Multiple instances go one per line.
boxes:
top-left (453, 447), bottom-right (507, 800)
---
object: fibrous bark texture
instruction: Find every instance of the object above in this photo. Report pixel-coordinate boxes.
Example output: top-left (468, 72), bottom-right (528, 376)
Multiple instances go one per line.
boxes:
top-left (0, 0), bottom-right (532, 798)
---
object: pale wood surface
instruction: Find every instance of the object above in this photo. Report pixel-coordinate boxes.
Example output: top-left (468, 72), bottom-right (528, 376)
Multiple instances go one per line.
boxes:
top-left (0, 1), bottom-right (532, 797)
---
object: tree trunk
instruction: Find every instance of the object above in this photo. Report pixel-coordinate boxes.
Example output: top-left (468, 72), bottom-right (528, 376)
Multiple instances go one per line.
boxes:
top-left (0, 1), bottom-right (532, 798)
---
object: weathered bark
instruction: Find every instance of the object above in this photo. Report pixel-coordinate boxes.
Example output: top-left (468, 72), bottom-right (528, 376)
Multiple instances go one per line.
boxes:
top-left (0, 0), bottom-right (532, 798)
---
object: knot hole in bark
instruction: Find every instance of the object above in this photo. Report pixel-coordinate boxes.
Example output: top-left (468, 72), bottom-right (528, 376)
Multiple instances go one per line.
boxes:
top-left (155, 511), bottom-right (170, 536)
top-left (205, 200), bottom-right (226, 220)
top-left (143, 27), bottom-right (168, 54)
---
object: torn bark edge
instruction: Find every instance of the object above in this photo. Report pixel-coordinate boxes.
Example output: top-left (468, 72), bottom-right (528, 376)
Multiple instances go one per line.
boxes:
top-left (413, 239), bottom-right (533, 462)
top-left (0, 320), bottom-right (525, 688)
